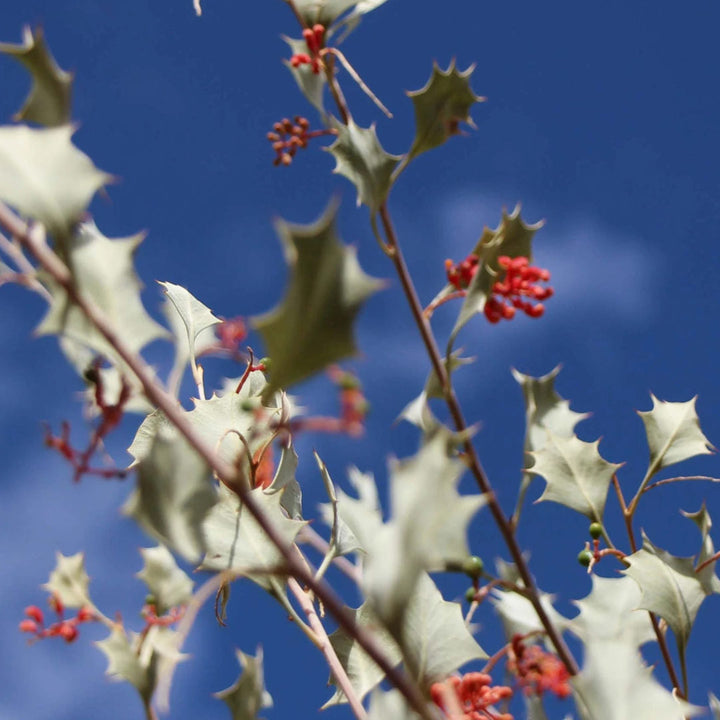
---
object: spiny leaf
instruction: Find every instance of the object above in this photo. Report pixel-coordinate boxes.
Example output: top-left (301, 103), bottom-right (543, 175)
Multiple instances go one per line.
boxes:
top-left (398, 573), bottom-right (486, 684)
top-left (265, 439), bottom-right (303, 520)
top-left (0, 125), bottom-right (111, 237)
top-left (359, 430), bottom-right (486, 628)
top-left (681, 503), bottom-right (720, 590)
top-left (37, 220), bottom-right (169, 360)
top-left (512, 366), bottom-right (589, 519)
top-left (568, 575), bottom-right (656, 650)
top-left (397, 390), bottom-right (442, 440)
top-left (638, 395), bottom-right (714, 479)
top-left (214, 648), bottom-right (272, 720)
top-left (293, 0), bottom-right (373, 26)
top-left (425, 350), bottom-right (474, 400)
top-left (367, 689), bottom-right (422, 720)
top-left (42, 551), bottom-right (91, 608)
top-left (137, 546), bottom-right (194, 616)
top-left (327, 120), bottom-right (401, 213)
top-left (324, 600), bottom-right (403, 706)
top-left (529, 431), bottom-right (622, 521)
top-left (253, 200), bottom-right (383, 397)
top-left (450, 206), bottom-right (543, 346)
top-left (0, 26), bottom-right (72, 126)
top-left (123, 428), bottom-right (217, 563)
top-left (96, 626), bottom-right (152, 700)
top-left (331, 0), bottom-right (392, 40)
top-left (283, 36), bottom-right (325, 114)
top-left (624, 532), bottom-right (718, 657)
top-left (407, 61), bottom-right (484, 162)
top-left (201, 485), bottom-right (307, 590)
top-left (572, 639), bottom-right (701, 720)
top-left (492, 587), bottom-right (568, 640)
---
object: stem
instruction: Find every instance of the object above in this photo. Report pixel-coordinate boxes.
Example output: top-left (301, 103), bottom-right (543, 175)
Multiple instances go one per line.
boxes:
top-left (377, 202), bottom-right (579, 677)
top-left (0, 202), bottom-right (434, 720)
top-left (288, 577), bottom-right (368, 720)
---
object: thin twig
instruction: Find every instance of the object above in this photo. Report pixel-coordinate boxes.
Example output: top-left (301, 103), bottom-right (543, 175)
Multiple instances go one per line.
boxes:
top-left (642, 475), bottom-right (720, 494)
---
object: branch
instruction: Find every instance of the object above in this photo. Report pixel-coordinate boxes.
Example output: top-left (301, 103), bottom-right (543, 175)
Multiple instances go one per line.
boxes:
top-left (0, 201), bottom-right (433, 720)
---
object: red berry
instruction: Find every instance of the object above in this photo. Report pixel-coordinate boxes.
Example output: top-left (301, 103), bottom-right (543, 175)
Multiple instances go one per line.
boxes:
top-left (19, 619), bottom-right (39, 634)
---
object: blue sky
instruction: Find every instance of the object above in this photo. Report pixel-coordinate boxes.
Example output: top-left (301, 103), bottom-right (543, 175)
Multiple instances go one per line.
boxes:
top-left (2, 2), bottom-right (720, 719)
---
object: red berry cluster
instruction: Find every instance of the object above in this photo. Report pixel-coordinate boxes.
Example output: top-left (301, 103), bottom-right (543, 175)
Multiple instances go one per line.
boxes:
top-left (484, 255), bottom-right (553, 324)
top-left (19, 598), bottom-right (95, 644)
top-left (507, 635), bottom-right (571, 699)
top-left (445, 253), bottom-right (479, 290)
top-left (267, 116), bottom-right (313, 166)
top-left (216, 316), bottom-right (248, 355)
top-left (290, 24), bottom-right (325, 74)
top-left (141, 602), bottom-right (185, 628)
top-left (430, 673), bottom-right (514, 720)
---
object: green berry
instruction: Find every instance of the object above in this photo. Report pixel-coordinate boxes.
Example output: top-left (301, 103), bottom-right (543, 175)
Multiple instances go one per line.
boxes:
top-left (462, 556), bottom-right (484, 578)
top-left (240, 399), bottom-right (257, 412)
top-left (259, 357), bottom-right (272, 372)
top-left (577, 549), bottom-right (593, 568)
top-left (589, 522), bottom-right (603, 540)
top-left (464, 587), bottom-right (477, 603)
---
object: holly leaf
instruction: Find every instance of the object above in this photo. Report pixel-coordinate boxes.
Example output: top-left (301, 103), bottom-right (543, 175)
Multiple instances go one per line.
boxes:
top-left (492, 587), bottom-right (567, 640)
top-left (0, 26), bottom-right (72, 126)
top-left (201, 485), bottom-right (307, 590)
top-left (529, 431), bottom-right (622, 521)
top-left (137, 545), bottom-right (194, 615)
top-left (253, 200), bottom-right (383, 397)
top-left (397, 390), bottom-right (442, 440)
top-left (425, 350), bottom-right (474, 400)
top-left (331, 0), bottom-right (392, 40)
top-left (265, 439), bottom-right (303, 520)
top-left (283, 36), bottom-right (325, 114)
top-left (327, 120), bottom-right (401, 213)
top-left (293, 0), bottom-right (369, 26)
top-left (449, 207), bottom-right (543, 347)
top-left (572, 639), bottom-right (701, 720)
top-left (0, 125), bottom-right (111, 237)
top-left (96, 625), bottom-right (187, 707)
top-left (37, 220), bottom-right (169, 361)
top-left (512, 366), bottom-right (589, 519)
top-left (638, 395), bottom-right (714, 479)
top-left (123, 428), bottom-right (217, 563)
top-left (361, 430), bottom-right (486, 628)
top-left (681, 503), bottom-right (720, 590)
top-left (367, 689), bottom-right (422, 720)
top-left (624, 533), bottom-right (718, 659)
top-left (569, 575), bottom-right (656, 650)
top-left (399, 573), bottom-right (486, 684)
top-left (407, 61), bottom-right (484, 162)
top-left (214, 648), bottom-right (272, 720)
top-left (324, 600), bottom-right (403, 706)
top-left (42, 551), bottom-right (91, 608)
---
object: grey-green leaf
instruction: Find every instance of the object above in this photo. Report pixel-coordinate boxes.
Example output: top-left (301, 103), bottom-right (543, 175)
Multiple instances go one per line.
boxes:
top-left (327, 120), bottom-right (401, 213)
top-left (42, 551), bottom-right (91, 608)
top-left (214, 648), bottom-right (272, 720)
top-left (253, 200), bottom-right (383, 397)
top-left (123, 428), bottom-right (217, 563)
top-left (638, 395), bottom-right (714, 479)
top-left (0, 125), bottom-right (111, 237)
top-left (0, 26), bottom-right (72, 126)
top-left (407, 61), bottom-right (484, 162)
top-left (530, 431), bottom-right (622, 521)
top-left (137, 545), bottom-right (194, 615)
top-left (283, 36), bottom-right (325, 114)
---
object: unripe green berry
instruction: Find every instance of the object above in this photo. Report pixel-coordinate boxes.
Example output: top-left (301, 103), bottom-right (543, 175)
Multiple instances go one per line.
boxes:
top-left (462, 556), bottom-right (484, 578)
top-left (589, 522), bottom-right (603, 540)
top-left (464, 587), bottom-right (477, 603)
top-left (577, 549), bottom-right (593, 568)
top-left (259, 357), bottom-right (271, 372)
top-left (240, 399), bottom-right (257, 412)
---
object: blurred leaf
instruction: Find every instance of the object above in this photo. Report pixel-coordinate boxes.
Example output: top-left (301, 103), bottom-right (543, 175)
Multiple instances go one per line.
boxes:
top-left (327, 120), bottom-right (401, 213)
top-left (201, 485), bottom-right (306, 590)
top-left (367, 689), bottom-right (422, 720)
top-left (572, 639), bottom-right (701, 720)
top-left (397, 390), bottom-right (442, 440)
top-left (254, 201), bottom-right (383, 397)
top-left (123, 428), bottom-right (217, 563)
top-left (638, 395), bottom-right (714, 479)
top-left (37, 221), bottom-right (169, 361)
top-left (624, 533), bottom-right (718, 657)
top-left (529, 431), bottom-right (622, 521)
top-left (332, 0), bottom-right (392, 39)
top-left (283, 36), bottom-right (325, 114)
top-left (450, 207), bottom-right (542, 346)
top-left (492, 587), bottom-right (567, 640)
top-left (293, 0), bottom-right (377, 25)
top-left (137, 545), bottom-right (194, 615)
top-left (42, 551), bottom-right (91, 608)
top-left (0, 125), bottom-right (110, 237)
top-left (512, 366), bottom-right (589, 520)
top-left (709, 693), bottom-right (720, 719)
top-left (325, 600), bottom-right (403, 706)
top-left (0, 26), bottom-right (72, 126)
top-left (214, 648), bottom-right (272, 720)
top-left (425, 350), bottom-right (474, 400)
top-left (407, 61), bottom-right (483, 162)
